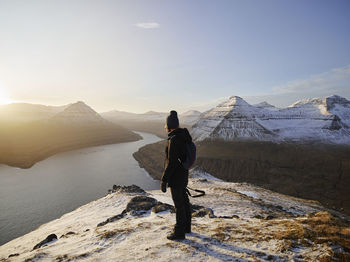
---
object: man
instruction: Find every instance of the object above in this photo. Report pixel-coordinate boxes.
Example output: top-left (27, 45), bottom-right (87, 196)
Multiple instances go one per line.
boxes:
top-left (161, 110), bottom-right (192, 240)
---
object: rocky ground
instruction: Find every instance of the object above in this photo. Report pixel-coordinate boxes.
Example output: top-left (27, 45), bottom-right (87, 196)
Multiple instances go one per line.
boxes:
top-left (1, 172), bottom-right (350, 261)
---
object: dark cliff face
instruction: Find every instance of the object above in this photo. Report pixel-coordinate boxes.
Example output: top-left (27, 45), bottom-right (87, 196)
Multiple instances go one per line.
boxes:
top-left (133, 140), bottom-right (350, 216)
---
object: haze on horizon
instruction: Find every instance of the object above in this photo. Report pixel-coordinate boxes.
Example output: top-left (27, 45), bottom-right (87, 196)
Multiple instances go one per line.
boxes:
top-left (0, 0), bottom-right (349, 113)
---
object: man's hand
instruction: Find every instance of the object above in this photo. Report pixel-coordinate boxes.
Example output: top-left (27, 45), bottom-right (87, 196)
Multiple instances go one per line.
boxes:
top-left (161, 181), bottom-right (167, 193)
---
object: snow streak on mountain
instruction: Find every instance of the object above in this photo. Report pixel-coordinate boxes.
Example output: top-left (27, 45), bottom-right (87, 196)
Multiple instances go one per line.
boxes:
top-left (191, 95), bottom-right (350, 144)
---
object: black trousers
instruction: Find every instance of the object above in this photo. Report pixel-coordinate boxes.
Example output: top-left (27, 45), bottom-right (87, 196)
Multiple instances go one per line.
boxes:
top-left (170, 186), bottom-right (191, 234)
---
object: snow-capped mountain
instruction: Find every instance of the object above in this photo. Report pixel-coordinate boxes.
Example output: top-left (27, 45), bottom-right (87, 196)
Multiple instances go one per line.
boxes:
top-left (191, 95), bottom-right (350, 144)
top-left (51, 101), bottom-right (107, 124)
top-left (253, 101), bottom-right (278, 110)
top-left (179, 110), bottom-right (202, 126)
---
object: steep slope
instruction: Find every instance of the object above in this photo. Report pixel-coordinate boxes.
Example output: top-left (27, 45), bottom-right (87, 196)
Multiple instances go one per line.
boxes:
top-left (192, 95), bottom-right (350, 144)
top-left (1, 178), bottom-right (349, 261)
top-left (133, 138), bottom-right (350, 215)
top-left (50, 101), bottom-right (106, 124)
top-left (191, 96), bottom-right (277, 141)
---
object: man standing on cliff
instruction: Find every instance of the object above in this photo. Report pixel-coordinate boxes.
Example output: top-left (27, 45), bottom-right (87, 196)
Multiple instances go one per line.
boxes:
top-left (161, 110), bottom-right (192, 240)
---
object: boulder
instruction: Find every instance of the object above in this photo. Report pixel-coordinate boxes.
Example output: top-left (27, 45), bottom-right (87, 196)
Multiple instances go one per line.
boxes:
top-left (108, 184), bottom-right (146, 194)
top-left (125, 196), bottom-right (158, 214)
top-left (33, 234), bottom-right (57, 250)
top-left (193, 208), bottom-right (216, 218)
top-left (152, 202), bottom-right (175, 213)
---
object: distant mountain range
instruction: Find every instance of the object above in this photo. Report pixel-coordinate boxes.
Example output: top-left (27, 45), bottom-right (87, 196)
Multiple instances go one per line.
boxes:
top-left (101, 109), bottom-right (202, 126)
top-left (2, 95), bottom-right (349, 145)
top-left (191, 95), bottom-right (350, 144)
top-left (0, 102), bottom-right (202, 126)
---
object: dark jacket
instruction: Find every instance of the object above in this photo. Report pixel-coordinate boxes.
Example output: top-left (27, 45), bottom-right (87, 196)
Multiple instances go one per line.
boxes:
top-left (161, 128), bottom-right (192, 188)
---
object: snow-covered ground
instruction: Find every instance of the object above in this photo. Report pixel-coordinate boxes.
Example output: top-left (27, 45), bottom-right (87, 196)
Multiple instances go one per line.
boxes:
top-left (1, 172), bottom-right (349, 262)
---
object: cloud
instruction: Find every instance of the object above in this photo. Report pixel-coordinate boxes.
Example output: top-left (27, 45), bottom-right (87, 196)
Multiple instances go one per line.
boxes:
top-left (135, 22), bottom-right (160, 29)
top-left (243, 65), bottom-right (350, 107)
top-left (272, 65), bottom-right (350, 94)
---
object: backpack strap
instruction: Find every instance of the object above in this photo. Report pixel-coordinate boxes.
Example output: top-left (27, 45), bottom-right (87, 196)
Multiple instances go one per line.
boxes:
top-left (186, 187), bottom-right (205, 198)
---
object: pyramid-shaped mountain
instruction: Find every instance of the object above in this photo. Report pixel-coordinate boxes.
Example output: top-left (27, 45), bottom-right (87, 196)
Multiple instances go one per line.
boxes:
top-left (51, 101), bottom-right (106, 124)
top-left (191, 95), bottom-right (350, 144)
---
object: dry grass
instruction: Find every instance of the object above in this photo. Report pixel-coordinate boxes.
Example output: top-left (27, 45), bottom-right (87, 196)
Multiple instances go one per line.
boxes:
top-left (210, 212), bottom-right (350, 260)
top-left (98, 228), bottom-right (134, 240)
top-left (55, 252), bottom-right (90, 261)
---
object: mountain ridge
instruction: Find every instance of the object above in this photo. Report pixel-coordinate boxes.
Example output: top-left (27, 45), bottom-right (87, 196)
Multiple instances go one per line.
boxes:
top-left (191, 94), bottom-right (350, 144)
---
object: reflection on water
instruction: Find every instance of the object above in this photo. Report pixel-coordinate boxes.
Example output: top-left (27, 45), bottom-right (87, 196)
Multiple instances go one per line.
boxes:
top-left (0, 132), bottom-right (162, 245)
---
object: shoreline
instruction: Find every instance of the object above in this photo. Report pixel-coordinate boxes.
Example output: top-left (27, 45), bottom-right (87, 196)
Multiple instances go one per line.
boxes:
top-left (0, 133), bottom-right (142, 169)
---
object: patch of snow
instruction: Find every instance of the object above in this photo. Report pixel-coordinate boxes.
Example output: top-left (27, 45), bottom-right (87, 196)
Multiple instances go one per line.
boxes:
top-left (236, 190), bottom-right (259, 199)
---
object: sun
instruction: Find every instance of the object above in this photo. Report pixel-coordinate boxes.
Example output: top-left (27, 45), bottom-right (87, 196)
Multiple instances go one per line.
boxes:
top-left (0, 88), bottom-right (12, 105)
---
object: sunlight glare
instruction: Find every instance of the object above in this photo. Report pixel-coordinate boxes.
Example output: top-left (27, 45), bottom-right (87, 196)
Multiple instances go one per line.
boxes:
top-left (0, 88), bottom-right (12, 105)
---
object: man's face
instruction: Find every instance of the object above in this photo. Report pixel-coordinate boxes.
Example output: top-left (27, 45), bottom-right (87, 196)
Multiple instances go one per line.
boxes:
top-left (164, 125), bottom-right (170, 133)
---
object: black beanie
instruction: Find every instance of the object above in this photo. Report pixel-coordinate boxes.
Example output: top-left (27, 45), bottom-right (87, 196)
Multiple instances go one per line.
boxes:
top-left (166, 110), bottom-right (179, 129)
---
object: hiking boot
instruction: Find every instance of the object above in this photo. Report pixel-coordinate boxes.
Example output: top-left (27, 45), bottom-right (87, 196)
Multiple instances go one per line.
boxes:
top-left (167, 231), bottom-right (185, 240)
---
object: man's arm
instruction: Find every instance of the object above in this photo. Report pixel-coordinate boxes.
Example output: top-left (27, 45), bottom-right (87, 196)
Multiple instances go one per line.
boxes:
top-left (161, 138), bottom-right (178, 184)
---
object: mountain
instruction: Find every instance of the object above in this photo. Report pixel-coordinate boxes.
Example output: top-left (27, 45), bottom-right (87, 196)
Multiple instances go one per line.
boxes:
top-left (0, 102), bottom-right (141, 168)
top-left (133, 95), bottom-right (350, 215)
top-left (253, 101), bottom-right (278, 110)
top-left (1, 176), bottom-right (349, 261)
top-left (179, 110), bottom-right (202, 126)
top-left (101, 110), bottom-right (167, 122)
top-left (101, 110), bottom-right (201, 139)
top-left (51, 101), bottom-right (106, 124)
top-left (191, 95), bottom-right (350, 144)
top-left (101, 109), bottom-right (201, 126)
top-left (0, 103), bottom-right (69, 122)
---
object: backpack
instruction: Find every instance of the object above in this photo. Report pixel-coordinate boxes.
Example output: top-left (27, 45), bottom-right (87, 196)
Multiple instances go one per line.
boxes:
top-left (180, 141), bottom-right (196, 170)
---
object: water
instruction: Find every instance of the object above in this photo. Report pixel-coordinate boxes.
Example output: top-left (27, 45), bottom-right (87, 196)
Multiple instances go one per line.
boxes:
top-left (0, 132), bottom-right (162, 246)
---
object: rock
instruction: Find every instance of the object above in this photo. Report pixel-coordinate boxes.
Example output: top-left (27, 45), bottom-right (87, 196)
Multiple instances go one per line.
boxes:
top-left (97, 210), bottom-right (127, 227)
top-left (97, 196), bottom-right (158, 227)
top-left (33, 234), bottom-right (57, 250)
top-left (191, 204), bottom-right (205, 212)
top-left (152, 202), bottom-right (175, 213)
top-left (125, 196), bottom-right (158, 213)
top-left (266, 215), bottom-right (276, 220)
top-left (24, 252), bottom-right (47, 262)
top-left (60, 231), bottom-right (76, 238)
top-left (218, 215), bottom-right (240, 219)
top-left (193, 208), bottom-right (216, 218)
top-left (109, 185), bottom-right (146, 194)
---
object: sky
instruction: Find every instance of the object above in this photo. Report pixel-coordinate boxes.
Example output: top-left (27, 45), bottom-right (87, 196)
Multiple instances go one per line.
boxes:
top-left (0, 0), bottom-right (349, 113)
